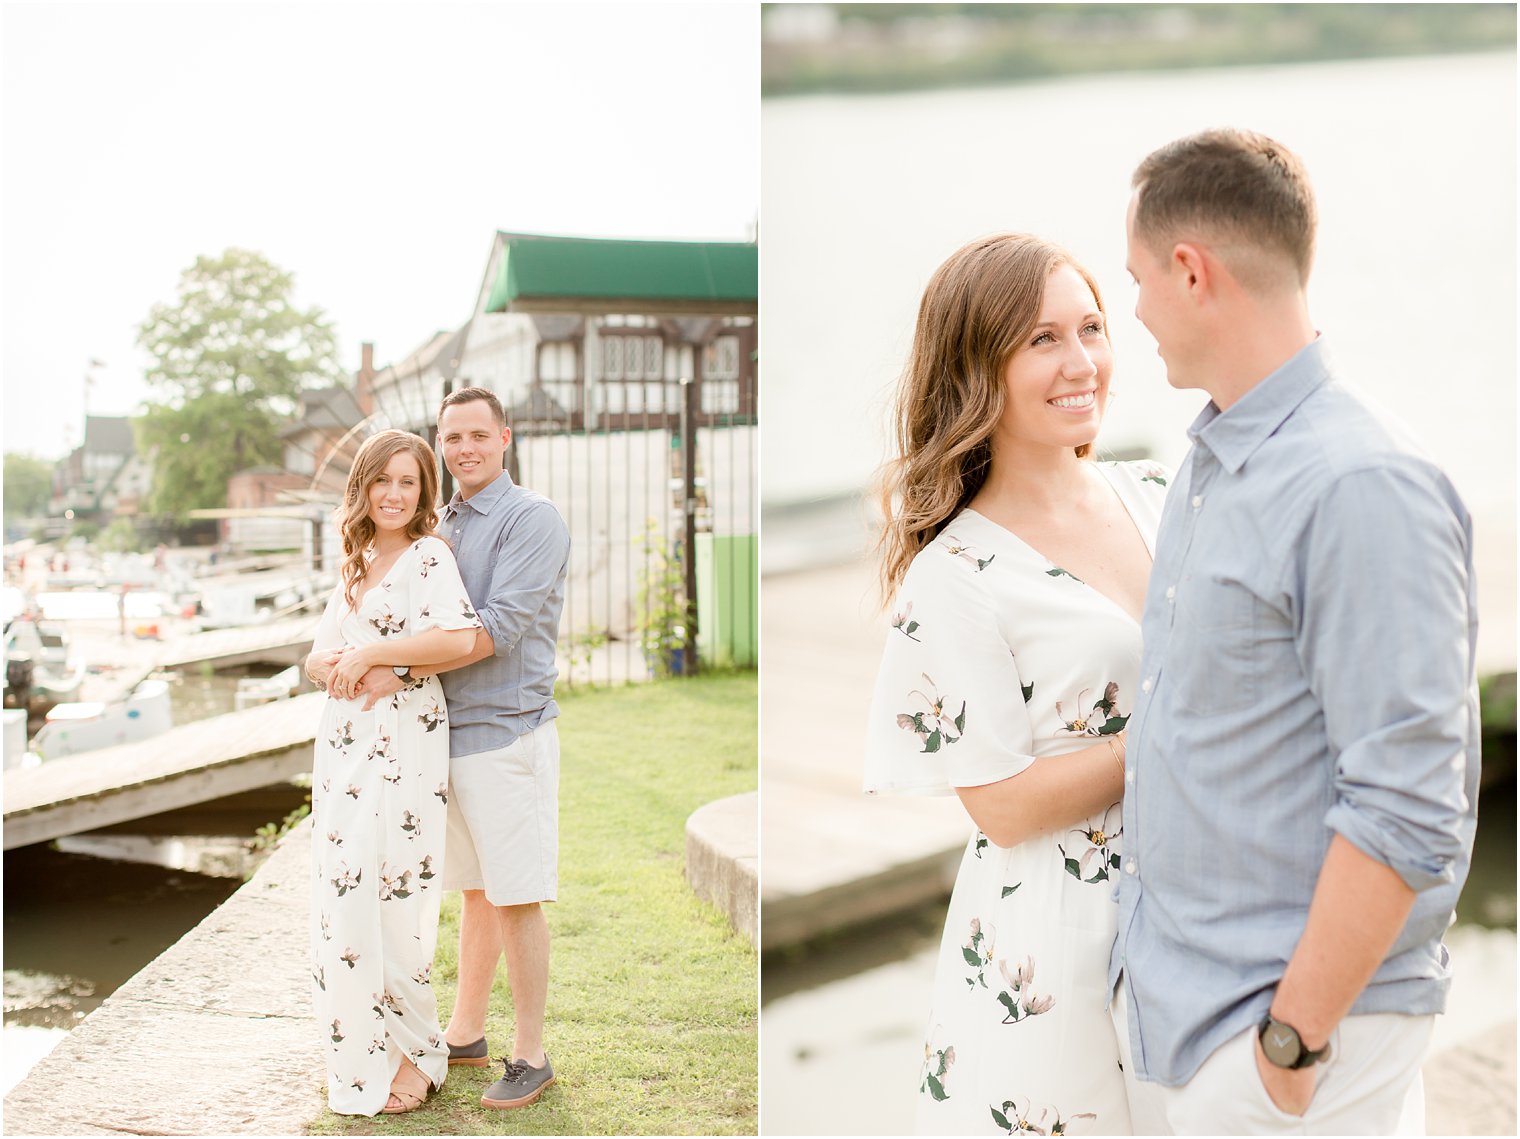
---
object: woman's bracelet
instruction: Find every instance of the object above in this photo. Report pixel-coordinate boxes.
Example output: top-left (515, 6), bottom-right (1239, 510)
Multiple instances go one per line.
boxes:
top-left (1106, 733), bottom-right (1125, 775)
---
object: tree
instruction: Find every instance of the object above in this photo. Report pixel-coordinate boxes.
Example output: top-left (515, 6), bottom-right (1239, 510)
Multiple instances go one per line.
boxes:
top-left (3, 453), bottom-right (53, 519)
top-left (137, 248), bottom-right (342, 517)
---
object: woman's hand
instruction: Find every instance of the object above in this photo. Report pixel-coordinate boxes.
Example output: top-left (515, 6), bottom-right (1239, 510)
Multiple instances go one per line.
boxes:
top-left (305, 648), bottom-right (346, 689)
top-left (328, 645), bottom-right (376, 701)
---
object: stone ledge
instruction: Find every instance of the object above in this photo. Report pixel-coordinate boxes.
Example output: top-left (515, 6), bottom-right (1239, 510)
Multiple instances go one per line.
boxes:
top-left (3, 818), bottom-right (324, 1136)
top-left (685, 791), bottom-right (758, 947)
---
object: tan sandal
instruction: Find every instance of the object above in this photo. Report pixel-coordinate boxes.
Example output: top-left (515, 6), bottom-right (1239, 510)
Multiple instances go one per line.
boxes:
top-left (381, 1063), bottom-right (432, 1115)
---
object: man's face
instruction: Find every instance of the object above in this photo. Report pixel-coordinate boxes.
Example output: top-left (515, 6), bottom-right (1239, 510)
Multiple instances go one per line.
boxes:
top-left (438, 399), bottom-right (510, 498)
top-left (1125, 189), bottom-right (1196, 391)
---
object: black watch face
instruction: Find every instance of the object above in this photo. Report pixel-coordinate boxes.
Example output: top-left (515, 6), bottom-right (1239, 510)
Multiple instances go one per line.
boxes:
top-left (1261, 1018), bottom-right (1303, 1068)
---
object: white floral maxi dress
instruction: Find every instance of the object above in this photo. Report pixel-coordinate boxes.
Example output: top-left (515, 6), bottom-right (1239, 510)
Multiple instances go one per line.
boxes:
top-left (308, 535), bottom-right (481, 1116)
top-left (864, 461), bottom-right (1169, 1136)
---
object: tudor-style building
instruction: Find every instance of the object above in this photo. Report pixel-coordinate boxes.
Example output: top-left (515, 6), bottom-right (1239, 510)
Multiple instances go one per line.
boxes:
top-left (363, 232), bottom-right (758, 667)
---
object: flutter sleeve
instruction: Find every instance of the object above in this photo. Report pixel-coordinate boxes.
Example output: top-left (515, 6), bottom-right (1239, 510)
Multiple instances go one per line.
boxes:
top-left (409, 537), bottom-right (483, 635)
top-left (312, 583), bottom-right (346, 654)
top-left (864, 542), bottom-right (1037, 796)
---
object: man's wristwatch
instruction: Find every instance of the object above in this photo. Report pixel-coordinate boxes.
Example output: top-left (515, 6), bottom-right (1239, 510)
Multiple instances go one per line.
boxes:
top-left (392, 665), bottom-right (411, 681)
top-left (1258, 1011), bottom-right (1331, 1069)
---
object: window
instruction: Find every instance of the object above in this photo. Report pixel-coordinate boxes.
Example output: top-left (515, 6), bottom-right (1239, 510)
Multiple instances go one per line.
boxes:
top-left (701, 334), bottom-right (742, 414)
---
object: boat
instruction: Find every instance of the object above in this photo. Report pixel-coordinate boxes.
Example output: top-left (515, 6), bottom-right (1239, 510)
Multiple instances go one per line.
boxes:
top-left (31, 678), bottom-right (173, 761)
top-left (4, 616), bottom-right (86, 708)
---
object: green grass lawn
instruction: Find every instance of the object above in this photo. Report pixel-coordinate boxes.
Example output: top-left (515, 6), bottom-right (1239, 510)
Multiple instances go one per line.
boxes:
top-left (307, 671), bottom-right (758, 1136)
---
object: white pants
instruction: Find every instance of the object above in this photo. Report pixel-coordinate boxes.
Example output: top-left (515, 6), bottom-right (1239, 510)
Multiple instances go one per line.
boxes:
top-left (1111, 974), bottom-right (1433, 1135)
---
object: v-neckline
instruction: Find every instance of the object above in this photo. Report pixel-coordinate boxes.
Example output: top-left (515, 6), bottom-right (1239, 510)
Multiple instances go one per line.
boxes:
top-left (960, 462), bottom-right (1155, 627)
top-left (352, 541), bottom-right (412, 611)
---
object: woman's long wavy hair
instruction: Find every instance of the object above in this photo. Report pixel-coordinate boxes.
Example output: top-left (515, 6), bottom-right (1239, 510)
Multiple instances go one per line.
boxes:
top-left (338, 430), bottom-right (441, 609)
top-left (875, 233), bottom-right (1107, 603)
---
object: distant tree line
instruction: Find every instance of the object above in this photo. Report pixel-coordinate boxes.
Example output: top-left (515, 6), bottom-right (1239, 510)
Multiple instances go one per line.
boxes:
top-left (761, 3), bottom-right (1516, 96)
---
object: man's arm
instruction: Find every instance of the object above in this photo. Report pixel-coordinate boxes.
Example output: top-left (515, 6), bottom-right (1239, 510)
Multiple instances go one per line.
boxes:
top-left (1259, 463), bottom-right (1474, 1113)
top-left (1256, 836), bottom-right (1416, 1112)
top-left (468, 500), bottom-right (570, 659)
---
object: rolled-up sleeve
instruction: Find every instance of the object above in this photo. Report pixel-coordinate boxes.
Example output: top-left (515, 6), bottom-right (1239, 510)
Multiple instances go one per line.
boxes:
top-left (479, 501), bottom-right (570, 658)
top-left (1293, 464), bottom-right (1475, 891)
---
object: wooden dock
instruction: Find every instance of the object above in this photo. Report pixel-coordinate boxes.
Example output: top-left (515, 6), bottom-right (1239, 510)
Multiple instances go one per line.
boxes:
top-left (3, 692), bottom-right (325, 850)
top-left (155, 613), bottom-right (321, 671)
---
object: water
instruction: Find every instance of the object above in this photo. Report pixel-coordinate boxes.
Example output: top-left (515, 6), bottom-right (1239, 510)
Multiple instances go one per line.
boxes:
top-left (2, 845), bottom-right (245, 1092)
top-left (761, 51), bottom-right (1516, 666)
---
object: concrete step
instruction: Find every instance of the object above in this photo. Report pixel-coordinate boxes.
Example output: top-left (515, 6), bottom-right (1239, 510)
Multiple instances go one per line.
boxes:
top-left (686, 790), bottom-right (758, 946)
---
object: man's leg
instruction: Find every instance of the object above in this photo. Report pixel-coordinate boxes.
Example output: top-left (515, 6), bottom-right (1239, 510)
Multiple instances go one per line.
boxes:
top-left (444, 889), bottom-right (503, 1046)
top-left (495, 901), bottom-right (550, 1065)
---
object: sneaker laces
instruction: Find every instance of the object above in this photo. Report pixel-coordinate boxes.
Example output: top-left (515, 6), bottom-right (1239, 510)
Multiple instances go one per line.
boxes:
top-left (497, 1058), bottom-right (531, 1082)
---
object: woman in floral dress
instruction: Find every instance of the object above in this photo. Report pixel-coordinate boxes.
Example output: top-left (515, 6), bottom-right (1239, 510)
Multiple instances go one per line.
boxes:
top-left (866, 235), bottom-right (1170, 1135)
top-left (304, 430), bottom-right (481, 1116)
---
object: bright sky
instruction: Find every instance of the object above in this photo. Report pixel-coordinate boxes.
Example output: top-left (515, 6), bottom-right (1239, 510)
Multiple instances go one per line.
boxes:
top-left (1, 1), bottom-right (758, 460)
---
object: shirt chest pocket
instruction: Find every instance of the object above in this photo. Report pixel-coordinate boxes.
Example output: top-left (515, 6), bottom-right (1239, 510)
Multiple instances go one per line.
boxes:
top-left (1169, 570), bottom-right (1263, 714)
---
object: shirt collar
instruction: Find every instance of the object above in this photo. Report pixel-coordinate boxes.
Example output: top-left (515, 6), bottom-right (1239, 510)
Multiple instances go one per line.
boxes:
top-left (443, 468), bottom-right (515, 518)
top-left (1190, 336), bottom-right (1334, 475)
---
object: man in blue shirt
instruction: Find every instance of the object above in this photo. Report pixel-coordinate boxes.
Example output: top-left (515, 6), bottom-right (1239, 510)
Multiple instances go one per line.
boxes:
top-left (333, 387), bottom-right (570, 1111)
top-left (1108, 129), bottom-right (1480, 1134)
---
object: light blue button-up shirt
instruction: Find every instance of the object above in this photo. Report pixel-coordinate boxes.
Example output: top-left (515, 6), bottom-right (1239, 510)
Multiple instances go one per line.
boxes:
top-left (439, 469), bottom-right (570, 759)
top-left (1109, 337), bottom-right (1480, 1087)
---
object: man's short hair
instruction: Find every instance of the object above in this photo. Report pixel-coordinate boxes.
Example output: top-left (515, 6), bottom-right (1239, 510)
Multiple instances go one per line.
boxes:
top-left (438, 386), bottom-right (506, 427)
top-left (1132, 128), bottom-right (1316, 290)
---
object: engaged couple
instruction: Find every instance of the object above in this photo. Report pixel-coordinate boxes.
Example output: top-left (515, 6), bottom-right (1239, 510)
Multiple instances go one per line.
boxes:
top-left (867, 128), bottom-right (1479, 1136)
top-left (303, 387), bottom-right (570, 1116)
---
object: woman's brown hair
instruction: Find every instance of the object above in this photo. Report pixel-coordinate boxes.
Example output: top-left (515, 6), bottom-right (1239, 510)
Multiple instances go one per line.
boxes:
top-left (338, 430), bottom-right (441, 609)
top-left (875, 233), bottom-right (1106, 602)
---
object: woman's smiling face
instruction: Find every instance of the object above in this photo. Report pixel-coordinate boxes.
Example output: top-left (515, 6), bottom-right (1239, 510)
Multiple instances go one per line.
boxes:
top-left (993, 263), bottom-right (1113, 456)
top-left (367, 450), bottom-right (423, 534)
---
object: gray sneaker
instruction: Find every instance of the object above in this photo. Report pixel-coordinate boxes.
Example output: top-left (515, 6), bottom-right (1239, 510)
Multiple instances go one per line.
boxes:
top-left (481, 1055), bottom-right (555, 1109)
top-left (448, 1036), bottom-right (489, 1067)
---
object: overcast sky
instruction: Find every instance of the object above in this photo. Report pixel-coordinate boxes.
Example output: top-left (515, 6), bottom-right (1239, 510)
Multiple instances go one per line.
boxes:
top-left (1, 1), bottom-right (758, 459)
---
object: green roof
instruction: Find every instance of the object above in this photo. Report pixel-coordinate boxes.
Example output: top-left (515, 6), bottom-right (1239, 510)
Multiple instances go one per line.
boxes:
top-left (485, 234), bottom-right (757, 312)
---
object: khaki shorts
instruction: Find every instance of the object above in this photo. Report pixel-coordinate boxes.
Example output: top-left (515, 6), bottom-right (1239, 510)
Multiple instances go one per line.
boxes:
top-left (443, 721), bottom-right (559, 906)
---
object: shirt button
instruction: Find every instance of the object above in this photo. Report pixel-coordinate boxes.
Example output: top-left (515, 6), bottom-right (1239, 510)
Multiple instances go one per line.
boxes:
top-left (1141, 676), bottom-right (1153, 693)
top-left (1125, 860), bottom-right (1137, 875)
top-left (1165, 586), bottom-right (1176, 602)
top-left (1192, 495), bottom-right (1203, 509)
top-left (1125, 770), bottom-right (1134, 785)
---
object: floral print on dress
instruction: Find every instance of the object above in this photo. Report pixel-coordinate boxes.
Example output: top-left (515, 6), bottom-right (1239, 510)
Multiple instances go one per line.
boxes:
top-left (896, 673), bottom-right (965, 753)
top-left (994, 956), bottom-right (1054, 1025)
top-left (991, 1098), bottom-right (1096, 1135)
top-left (1055, 683), bottom-right (1128, 737)
top-left (920, 1038), bottom-right (955, 1101)
top-left (942, 534), bottom-right (995, 571)
top-left (962, 918), bottom-right (994, 989)
top-left (368, 606), bottom-right (407, 637)
top-left (1058, 803), bottom-right (1122, 885)
top-left (892, 602), bottom-right (923, 642)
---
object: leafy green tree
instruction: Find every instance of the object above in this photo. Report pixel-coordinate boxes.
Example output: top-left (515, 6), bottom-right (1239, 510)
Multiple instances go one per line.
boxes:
top-left (137, 248), bottom-right (342, 517)
top-left (3, 452), bottom-right (53, 519)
